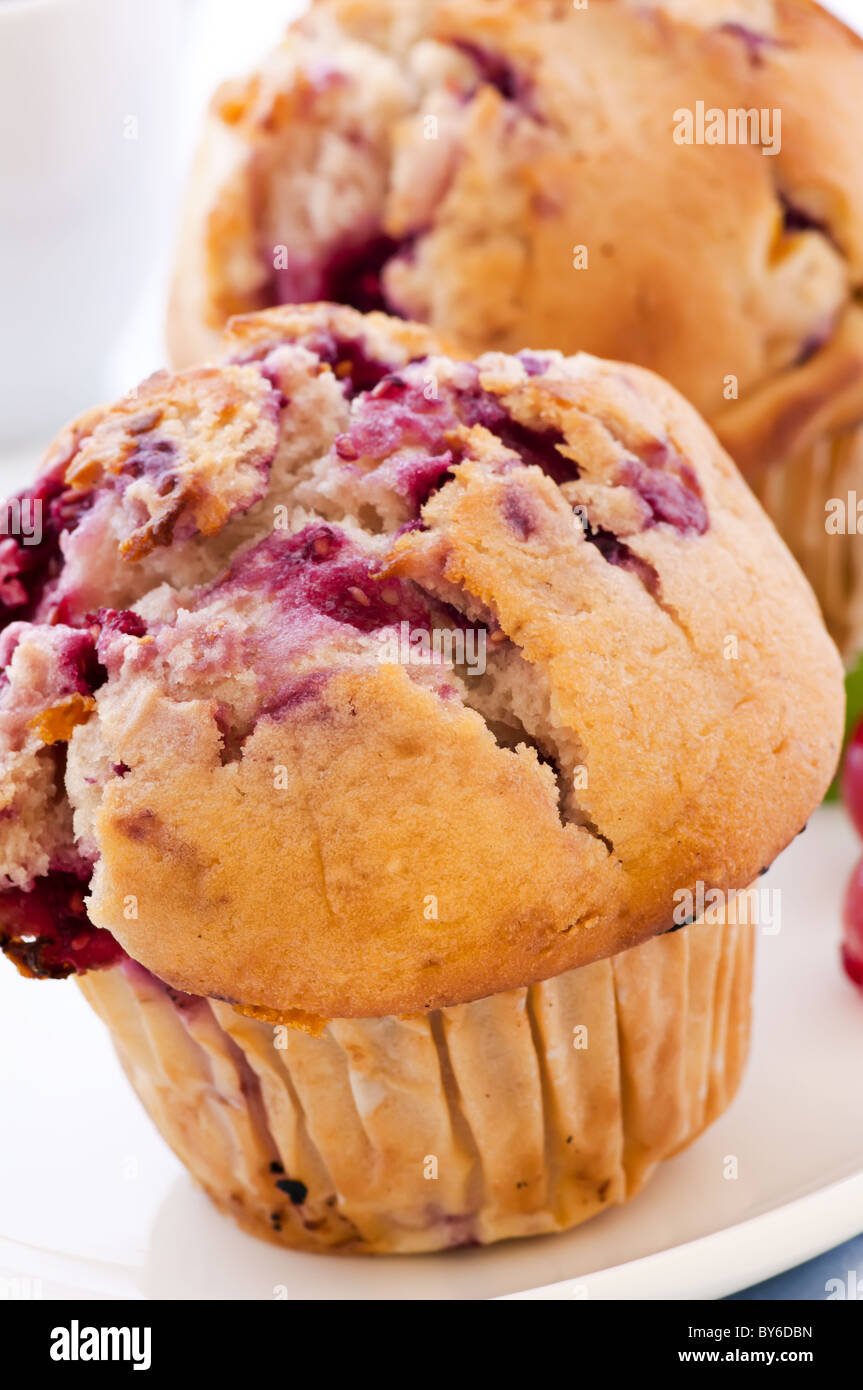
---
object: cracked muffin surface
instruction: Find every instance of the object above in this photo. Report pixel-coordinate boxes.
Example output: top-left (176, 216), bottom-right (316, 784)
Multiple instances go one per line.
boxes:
top-left (0, 305), bottom-right (843, 1017)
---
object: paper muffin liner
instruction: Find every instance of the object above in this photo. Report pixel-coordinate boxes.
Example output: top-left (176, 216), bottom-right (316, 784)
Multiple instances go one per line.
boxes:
top-left (77, 914), bottom-right (754, 1255)
top-left (752, 424), bottom-right (863, 664)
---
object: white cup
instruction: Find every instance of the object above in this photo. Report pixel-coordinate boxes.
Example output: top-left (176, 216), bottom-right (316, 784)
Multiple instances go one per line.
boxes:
top-left (0, 0), bottom-right (187, 448)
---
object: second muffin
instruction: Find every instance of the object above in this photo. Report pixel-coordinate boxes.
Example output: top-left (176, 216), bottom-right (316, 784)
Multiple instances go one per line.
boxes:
top-left (168, 0), bottom-right (863, 657)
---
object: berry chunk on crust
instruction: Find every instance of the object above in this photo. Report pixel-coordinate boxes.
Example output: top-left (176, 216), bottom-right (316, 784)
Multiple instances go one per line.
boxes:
top-left (0, 305), bottom-right (844, 1016)
top-left (64, 365), bottom-right (281, 561)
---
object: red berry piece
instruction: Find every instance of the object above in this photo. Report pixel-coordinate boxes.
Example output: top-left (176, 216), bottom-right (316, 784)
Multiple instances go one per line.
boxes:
top-left (841, 719), bottom-right (863, 840)
top-left (841, 856), bottom-right (863, 990)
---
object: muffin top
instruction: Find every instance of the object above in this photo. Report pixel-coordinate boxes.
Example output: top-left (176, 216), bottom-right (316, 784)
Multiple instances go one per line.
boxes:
top-left (0, 304), bottom-right (843, 1017)
top-left (169, 0), bottom-right (863, 481)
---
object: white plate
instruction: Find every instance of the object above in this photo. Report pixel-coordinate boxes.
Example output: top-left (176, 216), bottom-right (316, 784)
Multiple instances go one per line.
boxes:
top-left (1, 803), bottom-right (862, 1301)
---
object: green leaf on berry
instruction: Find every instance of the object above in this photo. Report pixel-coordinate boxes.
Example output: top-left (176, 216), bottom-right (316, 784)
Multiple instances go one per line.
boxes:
top-left (826, 652), bottom-right (863, 801)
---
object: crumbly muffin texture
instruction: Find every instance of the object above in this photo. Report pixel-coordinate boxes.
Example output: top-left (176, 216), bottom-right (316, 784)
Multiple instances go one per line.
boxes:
top-left (0, 304), bottom-right (843, 1016)
top-left (168, 0), bottom-right (863, 479)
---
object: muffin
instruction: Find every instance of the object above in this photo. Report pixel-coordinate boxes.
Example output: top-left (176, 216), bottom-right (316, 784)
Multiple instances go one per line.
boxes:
top-left (167, 0), bottom-right (863, 658)
top-left (0, 304), bottom-right (843, 1252)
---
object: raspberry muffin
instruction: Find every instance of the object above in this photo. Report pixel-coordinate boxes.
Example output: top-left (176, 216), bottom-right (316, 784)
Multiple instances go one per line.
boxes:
top-left (0, 304), bottom-right (842, 1252)
top-left (168, 0), bottom-right (863, 658)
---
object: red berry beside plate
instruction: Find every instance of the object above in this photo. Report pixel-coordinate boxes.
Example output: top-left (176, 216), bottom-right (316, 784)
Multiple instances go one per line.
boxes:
top-left (840, 721), bottom-right (863, 989)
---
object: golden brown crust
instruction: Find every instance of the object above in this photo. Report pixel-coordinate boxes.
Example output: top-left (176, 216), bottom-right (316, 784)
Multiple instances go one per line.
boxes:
top-left (91, 663), bottom-right (609, 1017)
top-left (70, 306), bottom-right (843, 1018)
top-left (65, 365), bottom-right (280, 559)
top-left (169, 0), bottom-right (863, 438)
top-left (0, 304), bottom-right (843, 1015)
top-left (219, 298), bottom-right (447, 365)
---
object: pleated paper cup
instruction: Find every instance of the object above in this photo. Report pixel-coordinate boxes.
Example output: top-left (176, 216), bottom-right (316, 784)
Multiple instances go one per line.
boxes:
top-left (78, 913), bottom-right (754, 1255)
top-left (752, 424), bottom-right (863, 664)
